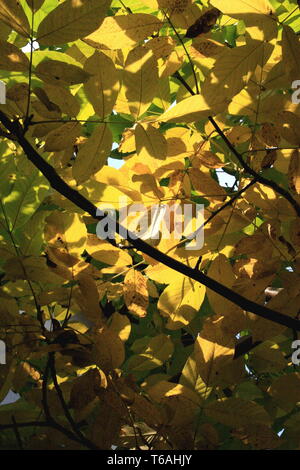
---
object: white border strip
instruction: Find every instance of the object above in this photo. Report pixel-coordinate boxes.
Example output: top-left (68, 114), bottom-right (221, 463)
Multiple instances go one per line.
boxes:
top-left (0, 80), bottom-right (6, 104)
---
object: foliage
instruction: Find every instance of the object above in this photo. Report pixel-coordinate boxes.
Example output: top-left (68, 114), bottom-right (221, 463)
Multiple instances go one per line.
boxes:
top-left (0, 0), bottom-right (300, 451)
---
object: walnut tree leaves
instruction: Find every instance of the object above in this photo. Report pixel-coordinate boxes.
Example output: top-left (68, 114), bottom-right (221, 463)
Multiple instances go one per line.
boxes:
top-left (1, 0), bottom-right (300, 451)
top-left (123, 269), bottom-right (149, 318)
top-left (37, 0), bottom-right (112, 46)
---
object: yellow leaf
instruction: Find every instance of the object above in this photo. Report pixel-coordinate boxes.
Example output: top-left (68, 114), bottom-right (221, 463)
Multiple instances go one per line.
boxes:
top-left (125, 334), bottom-right (174, 372)
top-left (119, 127), bottom-right (136, 153)
top-left (123, 46), bottom-right (158, 119)
top-left (249, 342), bottom-right (287, 373)
top-left (86, 234), bottom-right (132, 267)
top-left (158, 275), bottom-right (206, 329)
top-left (12, 361), bottom-right (40, 392)
top-left (3, 256), bottom-right (62, 283)
top-left (92, 326), bottom-right (125, 372)
top-left (147, 380), bottom-right (200, 427)
top-left (123, 269), bottom-right (149, 318)
top-left (0, 0), bottom-right (30, 37)
top-left (211, 0), bottom-right (274, 17)
top-left (72, 124), bottom-right (112, 183)
top-left (232, 424), bottom-right (282, 450)
top-left (288, 149), bottom-right (300, 194)
top-left (205, 397), bottom-right (271, 426)
top-left (37, 0), bottom-right (111, 46)
top-left (69, 367), bottom-right (106, 410)
top-left (282, 25), bottom-right (300, 81)
top-left (201, 40), bottom-right (274, 103)
top-left (145, 36), bottom-right (176, 60)
top-left (45, 211), bottom-right (87, 258)
top-left (91, 400), bottom-right (122, 449)
top-left (194, 316), bottom-right (235, 386)
top-left (43, 84), bottom-right (80, 117)
top-left (135, 123), bottom-right (167, 168)
top-left (192, 149), bottom-right (224, 169)
top-left (0, 40), bottom-right (29, 71)
top-left (44, 122), bottom-right (82, 151)
top-left (84, 51), bottom-right (119, 119)
top-left (76, 273), bottom-right (103, 323)
top-left (268, 372), bottom-right (300, 412)
top-left (83, 13), bottom-right (162, 50)
top-left (35, 59), bottom-right (90, 86)
top-left (108, 312), bottom-right (131, 342)
top-left (206, 254), bottom-right (238, 316)
top-left (189, 168), bottom-right (226, 202)
top-left (158, 93), bottom-right (228, 123)
top-left (180, 354), bottom-right (212, 401)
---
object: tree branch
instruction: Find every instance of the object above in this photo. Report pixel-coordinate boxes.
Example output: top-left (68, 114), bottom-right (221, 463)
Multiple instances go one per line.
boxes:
top-left (48, 353), bottom-right (100, 450)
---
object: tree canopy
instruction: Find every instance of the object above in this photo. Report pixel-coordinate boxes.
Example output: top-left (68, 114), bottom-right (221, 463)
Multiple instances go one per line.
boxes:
top-left (0, 0), bottom-right (300, 451)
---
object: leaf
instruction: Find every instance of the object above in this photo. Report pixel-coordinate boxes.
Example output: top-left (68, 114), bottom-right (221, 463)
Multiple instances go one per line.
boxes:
top-left (83, 13), bottom-right (162, 50)
top-left (125, 334), bottom-right (174, 372)
top-left (232, 424), bottom-right (282, 450)
top-left (92, 326), bottom-right (125, 372)
top-left (288, 148), bottom-right (300, 194)
top-left (205, 397), bottom-right (271, 427)
top-left (25, 0), bottom-right (45, 12)
top-left (0, 40), bottom-right (29, 71)
top-left (86, 234), bottom-right (132, 267)
top-left (135, 122), bottom-right (167, 168)
top-left (44, 121), bottom-right (82, 151)
top-left (158, 274), bottom-right (206, 329)
top-left (44, 211), bottom-right (87, 258)
top-left (3, 255), bottom-right (61, 283)
top-left (206, 254), bottom-right (239, 317)
top-left (35, 59), bottom-right (90, 86)
top-left (37, 0), bottom-right (111, 45)
top-left (123, 46), bottom-right (158, 119)
top-left (43, 84), bottom-right (80, 117)
top-left (188, 168), bottom-right (226, 202)
top-left (77, 273), bottom-right (103, 323)
top-left (123, 269), bottom-right (149, 318)
top-left (249, 342), bottom-right (287, 373)
top-left (282, 25), bottom-right (300, 81)
top-left (69, 367), bottom-right (106, 410)
top-left (201, 40), bottom-right (274, 103)
top-left (147, 380), bottom-right (200, 427)
top-left (211, 0), bottom-right (274, 17)
top-left (72, 124), bottom-right (112, 183)
top-left (268, 372), bottom-right (300, 412)
top-left (158, 93), bottom-right (228, 123)
top-left (91, 400), bottom-right (122, 449)
top-left (84, 51), bottom-right (119, 119)
top-left (194, 316), bottom-right (235, 386)
top-left (1, 170), bottom-right (49, 230)
top-left (0, 0), bottom-right (30, 37)
top-left (180, 354), bottom-right (212, 401)
top-left (108, 312), bottom-right (131, 342)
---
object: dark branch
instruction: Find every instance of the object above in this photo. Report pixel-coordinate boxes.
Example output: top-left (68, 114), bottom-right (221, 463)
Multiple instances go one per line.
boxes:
top-left (48, 353), bottom-right (100, 450)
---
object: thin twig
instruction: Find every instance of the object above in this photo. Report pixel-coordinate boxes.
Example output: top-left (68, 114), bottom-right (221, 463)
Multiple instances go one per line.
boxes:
top-left (164, 11), bottom-right (199, 94)
top-left (11, 416), bottom-right (24, 450)
top-left (49, 353), bottom-right (100, 450)
top-left (208, 116), bottom-right (300, 217)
